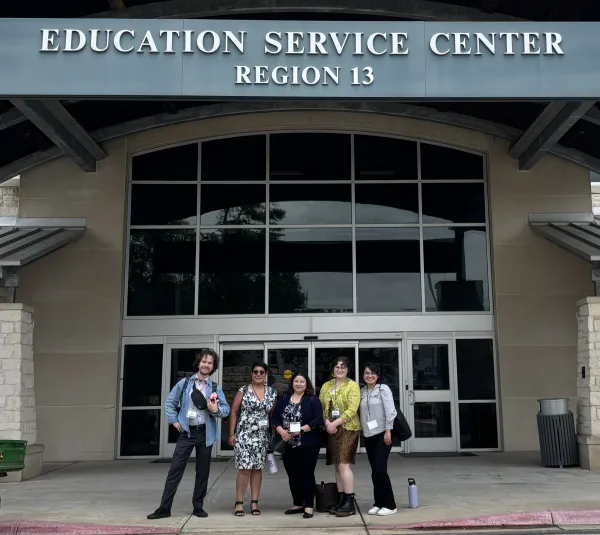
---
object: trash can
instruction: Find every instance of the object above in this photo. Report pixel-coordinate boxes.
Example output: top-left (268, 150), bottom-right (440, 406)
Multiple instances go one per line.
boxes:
top-left (0, 440), bottom-right (27, 477)
top-left (536, 398), bottom-right (579, 468)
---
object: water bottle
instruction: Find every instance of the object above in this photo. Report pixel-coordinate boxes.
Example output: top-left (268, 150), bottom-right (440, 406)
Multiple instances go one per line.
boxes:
top-left (408, 478), bottom-right (418, 508)
top-left (267, 451), bottom-right (278, 473)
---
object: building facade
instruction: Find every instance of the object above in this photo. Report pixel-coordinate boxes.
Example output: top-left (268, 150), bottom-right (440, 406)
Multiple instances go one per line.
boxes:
top-left (13, 111), bottom-right (591, 461)
top-left (2, 3), bottom-right (600, 476)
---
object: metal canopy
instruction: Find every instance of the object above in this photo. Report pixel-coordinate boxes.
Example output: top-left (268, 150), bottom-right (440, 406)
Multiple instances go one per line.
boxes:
top-left (2, 0), bottom-right (600, 180)
top-left (0, 218), bottom-right (85, 268)
top-left (529, 213), bottom-right (600, 263)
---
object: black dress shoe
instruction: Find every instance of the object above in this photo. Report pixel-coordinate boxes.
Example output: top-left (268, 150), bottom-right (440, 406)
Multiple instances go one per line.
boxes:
top-left (147, 508), bottom-right (171, 519)
top-left (285, 507), bottom-right (304, 515)
top-left (193, 508), bottom-right (208, 518)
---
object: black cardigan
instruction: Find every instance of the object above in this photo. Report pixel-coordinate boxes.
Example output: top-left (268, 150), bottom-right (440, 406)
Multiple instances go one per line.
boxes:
top-left (272, 394), bottom-right (324, 447)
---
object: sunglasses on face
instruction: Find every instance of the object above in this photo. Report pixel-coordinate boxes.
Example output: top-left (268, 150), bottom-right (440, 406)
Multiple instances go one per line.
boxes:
top-left (252, 370), bottom-right (266, 375)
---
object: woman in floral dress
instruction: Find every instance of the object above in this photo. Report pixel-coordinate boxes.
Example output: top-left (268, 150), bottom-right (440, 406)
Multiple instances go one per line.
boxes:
top-left (228, 361), bottom-right (277, 516)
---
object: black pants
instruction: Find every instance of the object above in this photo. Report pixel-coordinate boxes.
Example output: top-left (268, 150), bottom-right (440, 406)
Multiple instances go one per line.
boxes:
top-left (364, 432), bottom-right (396, 510)
top-left (282, 444), bottom-right (320, 508)
top-left (159, 425), bottom-right (212, 511)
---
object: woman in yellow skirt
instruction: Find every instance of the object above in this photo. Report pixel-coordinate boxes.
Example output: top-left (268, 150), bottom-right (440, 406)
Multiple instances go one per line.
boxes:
top-left (319, 356), bottom-right (361, 517)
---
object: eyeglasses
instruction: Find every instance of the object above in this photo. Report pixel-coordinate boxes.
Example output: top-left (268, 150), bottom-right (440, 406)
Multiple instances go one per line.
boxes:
top-left (252, 370), bottom-right (266, 375)
top-left (334, 365), bottom-right (347, 370)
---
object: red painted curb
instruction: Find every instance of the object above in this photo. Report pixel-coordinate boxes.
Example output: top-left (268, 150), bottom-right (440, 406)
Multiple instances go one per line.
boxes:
top-left (368, 508), bottom-right (600, 530)
top-left (0, 520), bottom-right (179, 535)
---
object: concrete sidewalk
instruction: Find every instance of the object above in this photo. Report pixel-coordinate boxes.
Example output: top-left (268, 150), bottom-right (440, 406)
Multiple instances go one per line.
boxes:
top-left (2, 452), bottom-right (600, 534)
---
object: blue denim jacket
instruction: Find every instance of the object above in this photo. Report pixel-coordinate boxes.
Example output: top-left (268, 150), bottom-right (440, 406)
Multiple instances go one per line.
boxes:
top-left (165, 376), bottom-right (231, 446)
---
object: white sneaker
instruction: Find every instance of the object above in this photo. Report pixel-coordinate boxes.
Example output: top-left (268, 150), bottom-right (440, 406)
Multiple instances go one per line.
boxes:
top-left (368, 507), bottom-right (381, 515)
top-left (377, 508), bottom-right (398, 516)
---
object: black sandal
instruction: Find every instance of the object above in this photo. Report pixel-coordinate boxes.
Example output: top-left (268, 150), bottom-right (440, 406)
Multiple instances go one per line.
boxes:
top-left (234, 501), bottom-right (244, 516)
top-left (251, 500), bottom-right (261, 515)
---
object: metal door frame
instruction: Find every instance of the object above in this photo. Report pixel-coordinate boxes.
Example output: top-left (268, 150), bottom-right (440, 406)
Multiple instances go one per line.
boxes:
top-left (405, 338), bottom-right (459, 453)
top-left (162, 339), bottom-right (218, 458)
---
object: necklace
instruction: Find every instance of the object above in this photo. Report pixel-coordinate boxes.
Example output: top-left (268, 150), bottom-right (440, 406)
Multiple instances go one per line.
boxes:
top-left (291, 393), bottom-right (304, 403)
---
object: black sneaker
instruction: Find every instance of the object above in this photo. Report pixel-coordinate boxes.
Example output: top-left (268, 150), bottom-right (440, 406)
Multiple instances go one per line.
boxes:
top-left (193, 508), bottom-right (208, 518)
top-left (147, 508), bottom-right (171, 520)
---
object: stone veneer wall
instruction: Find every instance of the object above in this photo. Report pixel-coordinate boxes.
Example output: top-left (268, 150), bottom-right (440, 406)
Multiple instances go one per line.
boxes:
top-left (577, 297), bottom-right (600, 469)
top-left (0, 304), bottom-right (36, 443)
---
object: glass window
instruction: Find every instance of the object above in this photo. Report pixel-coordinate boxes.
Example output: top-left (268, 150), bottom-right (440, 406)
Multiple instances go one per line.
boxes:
top-left (120, 409), bottom-right (161, 456)
top-left (267, 347), bottom-right (310, 396)
top-left (456, 339), bottom-right (496, 400)
top-left (414, 402), bottom-right (452, 438)
top-left (269, 228), bottom-right (352, 313)
top-left (356, 228), bottom-right (421, 313)
top-left (355, 135), bottom-right (418, 180)
top-left (420, 143), bottom-right (484, 180)
top-left (355, 184), bottom-right (418, 224)
top-left (422, 183), bottom-right (486, 224)
top-left (122, 345), bottom-right (163, 407)
top-left (412, 344), bottom-right (450, 391)
top-left (132, 143), bottom-right (198, 182)
top-left (423, 227), bottom-right (490, 312)
top-left (127, 230), bottom-right (196, 316)
top-left (220, 348), bottom-right (265, 451)
top-left (270, 133), bottom-right (351, 181)
top-left (270, 184), bottom-right (351, 225)
top-left (200, 184), bottom-right (266, 226)
top-left (201, 135), bottom-right (266, 181)
top-left (130, 184), bottom-right (197, 226)
top-left (198, 229), bottom-right (266, 315)
top-left (459, 403), bottom-right (498, 448)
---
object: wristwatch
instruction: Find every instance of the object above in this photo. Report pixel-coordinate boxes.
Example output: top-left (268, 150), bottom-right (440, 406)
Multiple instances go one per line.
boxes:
top-left (300, 428), bottom-right (305, 435)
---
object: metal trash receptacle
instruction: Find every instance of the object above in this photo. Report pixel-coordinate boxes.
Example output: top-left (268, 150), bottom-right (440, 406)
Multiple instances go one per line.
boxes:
top-left (536, 398), bottom-right (579, 468)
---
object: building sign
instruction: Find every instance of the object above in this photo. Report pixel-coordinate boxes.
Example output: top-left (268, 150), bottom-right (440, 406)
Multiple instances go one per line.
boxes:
top-left (0, 19), bottom-right (597, 99)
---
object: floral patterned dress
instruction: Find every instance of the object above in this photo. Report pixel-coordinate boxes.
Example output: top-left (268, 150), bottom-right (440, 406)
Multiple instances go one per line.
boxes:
top-left (234, 385), bottom-right (277, 470)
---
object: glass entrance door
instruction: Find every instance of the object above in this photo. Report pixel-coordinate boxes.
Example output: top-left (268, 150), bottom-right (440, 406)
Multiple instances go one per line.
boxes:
top-left (407, 340), bottom-right (457, 452)
top-left (163, 341), bottom-right (214, 457)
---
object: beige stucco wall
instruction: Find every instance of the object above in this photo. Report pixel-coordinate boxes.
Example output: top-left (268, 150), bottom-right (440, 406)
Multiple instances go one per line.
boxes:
top-left (15, 111), bottom-right (593, 460)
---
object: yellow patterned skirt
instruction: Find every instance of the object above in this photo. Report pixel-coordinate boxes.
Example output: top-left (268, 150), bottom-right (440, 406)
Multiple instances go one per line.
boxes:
top-left (326, 427), bottom-right (359, 465)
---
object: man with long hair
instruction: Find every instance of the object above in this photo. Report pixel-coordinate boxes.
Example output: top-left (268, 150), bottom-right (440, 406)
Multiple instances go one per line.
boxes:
top-left (148, 349), bottom-right (230, 520)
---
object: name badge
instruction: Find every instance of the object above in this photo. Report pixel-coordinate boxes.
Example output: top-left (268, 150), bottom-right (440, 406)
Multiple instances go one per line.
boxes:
top-left (332, 410), bottom-right (340, 418)
top-left (367, 420), bottom-right (379, 431)
top-left (187, 410), bottom-right (198, 418)
top-left (258, 419), bottom-right (269, 428)
top-left (289, 422), bottom-right (301, 433)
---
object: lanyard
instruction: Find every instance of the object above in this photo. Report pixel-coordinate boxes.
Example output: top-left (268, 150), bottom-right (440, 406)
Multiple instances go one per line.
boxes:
top-left (365, 385), bottom-right (380, 420)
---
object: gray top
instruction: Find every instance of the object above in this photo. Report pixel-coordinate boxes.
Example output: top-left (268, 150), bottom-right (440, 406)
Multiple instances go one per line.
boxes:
top-left (360, 384), bottom-right (397, 438)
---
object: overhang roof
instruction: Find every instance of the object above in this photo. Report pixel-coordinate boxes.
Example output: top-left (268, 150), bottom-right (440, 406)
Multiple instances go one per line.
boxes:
top-left (3, 0), bottom-right (600, 181)
top-left (529, 213), bottom-right (600, 263)
top-left (0, 218), bottom-right (85, 267)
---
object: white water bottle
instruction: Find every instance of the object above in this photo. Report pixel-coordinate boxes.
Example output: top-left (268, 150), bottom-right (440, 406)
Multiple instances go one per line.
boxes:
top-left (408, 478), bottom-right (418, 508)
top-left (267, 452), bottom-right (278, 473)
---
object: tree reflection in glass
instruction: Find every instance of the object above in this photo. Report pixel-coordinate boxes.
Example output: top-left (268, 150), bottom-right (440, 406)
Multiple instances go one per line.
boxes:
top-left (127, 229), bottom-right (196, 316)
top-left (198, 202), bottom-right (307, 315)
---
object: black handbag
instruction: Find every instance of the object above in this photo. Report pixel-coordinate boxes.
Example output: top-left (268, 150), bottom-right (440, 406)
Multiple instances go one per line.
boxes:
top-left (315, 481), bottom-right (339, 513)
top-left (391, 408), bottom-right (412, 441)
top-left (269, 434), bottom-right (287, 454)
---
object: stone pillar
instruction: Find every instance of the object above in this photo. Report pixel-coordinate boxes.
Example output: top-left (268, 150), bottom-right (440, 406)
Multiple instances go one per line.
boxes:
top-left (577, 297), bottom-right (600, 469)
top-left (0, 303), bottom-right (43, 481)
